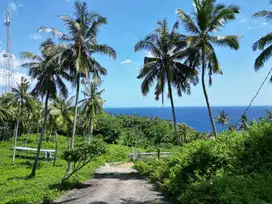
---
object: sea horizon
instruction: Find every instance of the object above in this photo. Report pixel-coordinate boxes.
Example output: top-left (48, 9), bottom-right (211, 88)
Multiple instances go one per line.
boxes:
top-left (104, 106), bottom-right (272, 132)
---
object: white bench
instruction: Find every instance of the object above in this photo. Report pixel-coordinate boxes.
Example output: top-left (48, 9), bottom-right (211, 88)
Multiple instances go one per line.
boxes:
top-left (12, 147), bottom-right (56, 159)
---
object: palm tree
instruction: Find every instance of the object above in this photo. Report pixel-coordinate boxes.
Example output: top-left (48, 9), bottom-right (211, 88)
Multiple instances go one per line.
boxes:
top-left (176, 0), bottom-right (241, 137)
top-left (135, 19), bottom-right (198, 144)
top-left (215, 110), bottom-right (230, 131)
top-left (79, 80), bottom-right (104, 144)
top-left (21, 38), bottom-right (70, 177)
top-left (49, 95), bottom-right (74, 133)
top-left (5, 77), bottom-right (37, 164)
top-left (239, 113), bottom-right (248, 131)
top-left (265, 110), bottom-right (272, 121)
top-left (0, 98), bottom-right (12, 122)
top-left (39, 1), bottom-right (116, 155)
top-left (253, 5), bottom-right (272, 71)
top-left (49, 95), bottom-right (74, 165)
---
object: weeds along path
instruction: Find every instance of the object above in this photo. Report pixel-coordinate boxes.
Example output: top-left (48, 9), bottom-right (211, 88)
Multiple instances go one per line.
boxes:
top-left (54, 163), bottom-right (170, 204)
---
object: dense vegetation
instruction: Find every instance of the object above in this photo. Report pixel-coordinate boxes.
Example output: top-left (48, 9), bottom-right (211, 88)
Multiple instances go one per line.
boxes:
top-left (0, 134), bottom-right (132, 203)
top-left (135, 120), bottom-right (272, 203)
top-left (1, 0), bottom-right (272, 203)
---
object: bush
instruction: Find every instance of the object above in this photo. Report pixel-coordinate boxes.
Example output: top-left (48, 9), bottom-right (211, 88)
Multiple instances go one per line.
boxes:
top-left (135, 122), bottom-right (272, 203)
top-left (94, 114), bottom-right (122, 143)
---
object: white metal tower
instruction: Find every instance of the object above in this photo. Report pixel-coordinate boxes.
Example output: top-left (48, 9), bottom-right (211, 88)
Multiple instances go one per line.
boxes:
top-left (1, 8), bottom-right (13, 95)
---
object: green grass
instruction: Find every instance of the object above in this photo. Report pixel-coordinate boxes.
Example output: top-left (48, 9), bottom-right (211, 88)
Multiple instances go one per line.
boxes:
top-left (0, 134), bottom-right (132, 204)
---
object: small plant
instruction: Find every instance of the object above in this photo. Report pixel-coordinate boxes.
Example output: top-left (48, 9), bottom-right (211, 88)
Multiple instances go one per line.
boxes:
top-left (62, 139), bottom-right (106, 183)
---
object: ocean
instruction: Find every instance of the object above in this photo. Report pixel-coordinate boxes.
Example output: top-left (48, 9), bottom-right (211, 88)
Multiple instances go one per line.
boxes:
top-left (104, 106), bottom-right (272, 132)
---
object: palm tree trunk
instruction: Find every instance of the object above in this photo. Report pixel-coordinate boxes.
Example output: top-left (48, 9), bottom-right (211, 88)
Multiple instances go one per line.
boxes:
top-left (30, 93), bottom-right (49, 177)
top-left (68, 74), bottom-right (80, 171)
top-left (201, 46), bottom-right (217, 138)
top-left (167, 81), bottom-right (179, 144)
top-left (12, 119), bottom-right (20, 165)
top-left (53, 130), bottom-right (58, 166)
top-left (88, 113), bottom-right (93, 145)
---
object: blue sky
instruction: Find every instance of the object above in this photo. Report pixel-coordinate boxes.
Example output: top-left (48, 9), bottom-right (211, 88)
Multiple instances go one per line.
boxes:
top-left (0, 0), bottom-right (271, 107)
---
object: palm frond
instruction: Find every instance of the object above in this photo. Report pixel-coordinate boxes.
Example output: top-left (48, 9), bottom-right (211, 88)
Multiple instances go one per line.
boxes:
top-left (253, 33), bottom-right (272, 51)
top-left (176, 9), bottom-right (199, 34)
top-left (253, 10), bottom-right (272, 21)
top-left (254, 45), bottom-right (272, 70)
top-left (39, 27), bottom-right (72, 41)
top-left (20, 52), bottom-right (43, 62)
top-left (211, 35), bottom-right (241, 50)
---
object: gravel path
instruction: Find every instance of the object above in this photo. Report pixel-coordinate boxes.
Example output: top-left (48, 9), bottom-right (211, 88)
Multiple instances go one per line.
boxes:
top-left (54, 163), bottom-right (171, 204)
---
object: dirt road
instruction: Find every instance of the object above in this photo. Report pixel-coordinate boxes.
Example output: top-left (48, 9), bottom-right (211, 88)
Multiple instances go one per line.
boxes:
top-left (54, 163), bottom-right (171, 204)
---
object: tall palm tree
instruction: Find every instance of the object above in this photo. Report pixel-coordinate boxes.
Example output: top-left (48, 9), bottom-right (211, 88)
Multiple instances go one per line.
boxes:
top-left (5, 77), bottom-right (37, 164)
top-left (215, 110), bottom-right (230, 130)
top-left (21, 38), bottom-right (70, 177)
top-left (39, 1), bottom-right (116, 155)
top-left (79, 80), bottom-right (104, 144)
top-left (253, 5), bottom-right (272, 71)
top-left (176, 0), bottom-right (241, 137)
top-left (135, 19), bottom-right (198, 144)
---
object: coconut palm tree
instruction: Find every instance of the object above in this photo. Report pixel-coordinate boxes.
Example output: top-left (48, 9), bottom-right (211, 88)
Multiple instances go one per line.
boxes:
top-left (0, 98), bottom-right (12, 122)
top-left (265, 110), bottom-right (272, 121)
top-left (239, 113), bottom-right (248, 131)
top-left (215, 110), bottom-right (230, 131)
top-left (39, 1), bottom-right (116, 155)
top-left (253, 5), bottom-right (272, 71)
top-left (135, 19), bottom-right (198, 144)
top-left (49, 95), bottom-right (74, 166)
top-left (21, 38), bottom-right (71, 177)
top-left (49, 95), bottom-right (74, 134)
top-left (176, 0), bottom-right (241, 137)
top-left (79, 80), bottom-right (104, 144)
top-left (5, 77), bottom-right (37, 164)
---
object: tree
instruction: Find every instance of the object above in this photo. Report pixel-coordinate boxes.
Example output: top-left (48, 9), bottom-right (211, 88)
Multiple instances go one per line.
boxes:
top-left (177, 0), bottom-right (241, 137)
top-left (62, 139), bottom-right (106, 183)
top-left (0, 98), bottom-right (12, 122)
top-left (265, 110), bottom-right (272, 121)
top-left (134, 19), bottom-right (197, 144)
top-left (49, 95), bottom-right (74, 165)
top-left (215, 110), bottom-right (230, 131)
top-left (5, 77), bottom-right (37, 164)
top-left (253, 5), bottom-right (272, 72)
top-left (39, 1), bottom-right (116, 159)
top-left (239, 113), bottom-right (248, 131)
top-left (49, 95), bottom-right (74, 134)
top-left (79, 80), bottom-right (104, 144)
top-left (21, 38), bottom-right (70, 177)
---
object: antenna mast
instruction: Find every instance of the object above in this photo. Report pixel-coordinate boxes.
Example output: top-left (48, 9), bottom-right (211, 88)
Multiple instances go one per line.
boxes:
top-left (1, 8), bottom-right (13, 95)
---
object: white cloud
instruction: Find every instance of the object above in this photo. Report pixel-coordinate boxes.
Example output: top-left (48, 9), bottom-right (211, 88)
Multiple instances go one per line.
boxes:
top-left (121, 59), bottom-right (132, 64)
top-left (241, 19), bottom-right (247, 23)
top-left (248, 22), bottom-right (268, 30)
top-left (0, 51), bottom-right (24, 69)
top-left (29, 33), bottom-right (42, 40)
top-left (8, 2), bottom-right (23, 12)
top-left (0, 69), bottom-right (32, 88)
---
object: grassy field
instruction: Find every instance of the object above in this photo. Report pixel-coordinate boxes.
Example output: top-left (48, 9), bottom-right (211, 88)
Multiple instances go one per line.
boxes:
top-left (0, 134), bottom-right (132, 204)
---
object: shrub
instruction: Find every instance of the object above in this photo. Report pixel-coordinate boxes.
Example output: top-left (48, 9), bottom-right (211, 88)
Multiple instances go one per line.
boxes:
top-left (135, 121), bottom-right (272, 203)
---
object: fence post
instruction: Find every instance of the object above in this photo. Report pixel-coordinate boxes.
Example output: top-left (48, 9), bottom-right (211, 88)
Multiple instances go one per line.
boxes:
top-left (132, 147), bottom-right (137, 161)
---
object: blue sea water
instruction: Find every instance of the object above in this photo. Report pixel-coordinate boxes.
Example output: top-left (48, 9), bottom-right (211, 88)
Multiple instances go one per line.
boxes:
top-left (104, 106), bottom-right (272, 132)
